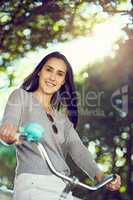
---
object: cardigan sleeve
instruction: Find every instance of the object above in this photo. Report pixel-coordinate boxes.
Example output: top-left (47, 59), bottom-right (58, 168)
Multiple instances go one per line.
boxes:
top-left (2, 89), bottom-right (22, 128)
top-left (64, 116), bottom-right (101, 180)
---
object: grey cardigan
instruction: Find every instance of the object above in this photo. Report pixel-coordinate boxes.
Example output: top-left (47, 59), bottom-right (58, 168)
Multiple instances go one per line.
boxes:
top-left (2, 88), bottom-right (100, 179)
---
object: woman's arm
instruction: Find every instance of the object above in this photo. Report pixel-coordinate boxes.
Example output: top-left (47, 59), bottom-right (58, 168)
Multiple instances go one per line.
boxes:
top-left (64, 116), bottom-right (101, 180)
top-left (1, 89), bottom-right (22, 126)
top-left (64, 116), bottom-right (121, 190)
top-left (0, 89), bottom-right (22, 144)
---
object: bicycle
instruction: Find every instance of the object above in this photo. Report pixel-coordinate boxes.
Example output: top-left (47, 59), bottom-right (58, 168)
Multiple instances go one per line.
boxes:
top-left (0, 123), bottom-right (116, 200)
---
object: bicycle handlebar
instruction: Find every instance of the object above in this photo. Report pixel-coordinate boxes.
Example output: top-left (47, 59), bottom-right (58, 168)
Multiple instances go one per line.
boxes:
top-left (37, 143), bottom-right (116, 191)
top-left (0, 122), bottom-right (116, 194)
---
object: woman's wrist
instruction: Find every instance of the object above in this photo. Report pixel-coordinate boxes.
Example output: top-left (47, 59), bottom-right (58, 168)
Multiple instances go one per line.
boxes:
top-left (95, 171), bottom-right (105, 182)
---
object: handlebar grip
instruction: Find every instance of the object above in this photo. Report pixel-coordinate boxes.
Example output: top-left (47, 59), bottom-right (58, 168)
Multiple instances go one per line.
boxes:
top-left (95, 174), bottom-right (116, 189)
top-left (0, 133), bottom-right (23, 145)
top-left (0, 123), bottom-right (45, 145)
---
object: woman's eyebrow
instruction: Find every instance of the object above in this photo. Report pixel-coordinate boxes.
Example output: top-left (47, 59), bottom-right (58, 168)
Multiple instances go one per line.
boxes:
top-left (45, 65), bottom-right (66, 74)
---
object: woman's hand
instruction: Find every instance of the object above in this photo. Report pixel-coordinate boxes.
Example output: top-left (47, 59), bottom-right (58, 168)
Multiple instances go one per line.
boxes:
top-left (0, 122), bottom-right (19, 144)
top-left (106, 174), bottom-right (121, 191)
top-left (95, 171), bottom-right (121, 191)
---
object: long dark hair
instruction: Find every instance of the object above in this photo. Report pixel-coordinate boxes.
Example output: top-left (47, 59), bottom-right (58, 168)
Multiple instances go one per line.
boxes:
top-left (21, 51), bottom-right (78, 128)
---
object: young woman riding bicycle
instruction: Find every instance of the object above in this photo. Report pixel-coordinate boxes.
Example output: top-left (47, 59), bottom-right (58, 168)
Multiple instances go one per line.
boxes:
top-left (0, 52), bottom-right (121, 200)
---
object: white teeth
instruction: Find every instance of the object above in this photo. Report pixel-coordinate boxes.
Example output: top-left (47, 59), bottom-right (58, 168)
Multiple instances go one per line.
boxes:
top-left (45, 81), bottom-right (55, 86)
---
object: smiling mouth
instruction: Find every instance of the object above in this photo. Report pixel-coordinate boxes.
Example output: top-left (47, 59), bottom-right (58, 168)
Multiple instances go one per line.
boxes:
top-left (45, 81), bottom-right (56, 87)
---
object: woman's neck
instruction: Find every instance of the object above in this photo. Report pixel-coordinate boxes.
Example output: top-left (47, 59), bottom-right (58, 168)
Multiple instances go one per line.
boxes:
top-left (33, 90), bottom-right (53, 112)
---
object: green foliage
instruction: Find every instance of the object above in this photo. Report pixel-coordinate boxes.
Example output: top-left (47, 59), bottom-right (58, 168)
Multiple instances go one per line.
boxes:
top-left (0, 144), bottom-right (16, 188)
top-left (0, 144), bottom-right (16, 170)
top-left (0, 0), bottom-right (131, 87)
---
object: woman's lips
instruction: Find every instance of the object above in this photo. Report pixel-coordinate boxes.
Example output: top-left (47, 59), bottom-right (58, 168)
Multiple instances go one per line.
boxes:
top-left (45, 81), bottom-right (56, 87)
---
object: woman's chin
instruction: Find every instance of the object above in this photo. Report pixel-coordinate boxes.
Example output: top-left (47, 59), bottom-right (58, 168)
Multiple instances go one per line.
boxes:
top-left (43, 89), bottom-right (57, 95)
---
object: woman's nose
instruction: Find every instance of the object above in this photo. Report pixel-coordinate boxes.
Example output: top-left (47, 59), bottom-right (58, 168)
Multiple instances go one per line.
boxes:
top-left (49, 72), bottom-right (56, 81)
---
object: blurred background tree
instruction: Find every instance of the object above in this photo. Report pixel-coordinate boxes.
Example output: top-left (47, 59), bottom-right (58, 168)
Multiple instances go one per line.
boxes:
top-left (0, 0), bottom-right (132, 84)
top-left (0, 0), bottom-right (133, 200)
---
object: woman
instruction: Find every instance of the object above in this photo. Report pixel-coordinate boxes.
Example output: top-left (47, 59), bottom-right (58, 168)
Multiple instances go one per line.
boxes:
top-left (0, 52), bottom-right (121, 200)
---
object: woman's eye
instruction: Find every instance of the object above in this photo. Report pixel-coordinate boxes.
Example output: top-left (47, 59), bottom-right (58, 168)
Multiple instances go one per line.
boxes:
top-left (58, 73), bottom-right (64, 76)
top-left (46, 68), bottom-right (52, 72)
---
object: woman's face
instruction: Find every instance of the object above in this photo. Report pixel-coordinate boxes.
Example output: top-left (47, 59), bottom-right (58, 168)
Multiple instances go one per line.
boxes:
top-left (38, 57), bottom-right (67, 95)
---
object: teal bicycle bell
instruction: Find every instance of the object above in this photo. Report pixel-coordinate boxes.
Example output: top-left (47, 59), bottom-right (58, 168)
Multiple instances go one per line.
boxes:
top-left (19, 123), bottom-right (45, 142)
